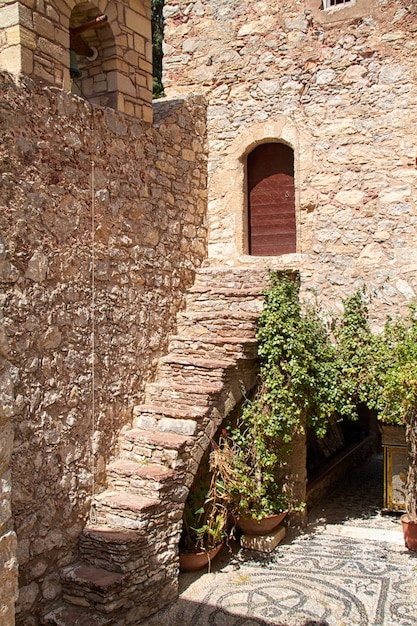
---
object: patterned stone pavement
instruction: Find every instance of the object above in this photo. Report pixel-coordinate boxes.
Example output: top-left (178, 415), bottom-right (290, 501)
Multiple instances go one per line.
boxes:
top-left (144, 455), bottom-right (417, 626)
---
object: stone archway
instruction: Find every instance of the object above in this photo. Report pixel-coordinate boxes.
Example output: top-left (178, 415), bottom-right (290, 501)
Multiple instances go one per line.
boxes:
top-left (0, 0), bottom-right (153, 120)
top-left (70, 2), bottom-right (118, 109)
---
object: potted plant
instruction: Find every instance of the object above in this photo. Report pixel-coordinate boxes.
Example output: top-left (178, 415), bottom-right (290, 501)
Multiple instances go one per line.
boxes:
top-left (372, 307), bottom-right (417, 549)
top-left (179, 468), bottom-right (229, 571)
top-left (210, 413), bottom-right (289, 536)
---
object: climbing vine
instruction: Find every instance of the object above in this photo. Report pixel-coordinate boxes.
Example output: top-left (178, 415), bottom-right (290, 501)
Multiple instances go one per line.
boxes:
top-left (212, 272), bottom-right (417, 520)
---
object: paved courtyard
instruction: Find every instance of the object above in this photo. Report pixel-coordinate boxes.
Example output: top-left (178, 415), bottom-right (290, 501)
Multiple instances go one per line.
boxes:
top-left (144, 455), bottom-right (417, 626)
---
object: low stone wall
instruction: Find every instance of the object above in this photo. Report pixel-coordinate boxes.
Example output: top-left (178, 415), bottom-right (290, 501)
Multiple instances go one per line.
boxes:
top-left (0, 72), bottom-right (207, 625)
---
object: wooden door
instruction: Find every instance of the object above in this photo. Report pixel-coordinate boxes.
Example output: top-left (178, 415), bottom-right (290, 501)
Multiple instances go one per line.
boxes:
top-left (248, 143), bottom-right (296, 256)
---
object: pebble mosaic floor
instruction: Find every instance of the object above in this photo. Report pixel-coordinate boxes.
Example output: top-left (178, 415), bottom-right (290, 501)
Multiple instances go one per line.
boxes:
top-left (144, 456), bottom-right (417, 626)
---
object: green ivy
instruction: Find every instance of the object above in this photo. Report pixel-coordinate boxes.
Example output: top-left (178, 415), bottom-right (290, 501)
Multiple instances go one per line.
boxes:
top-left (255, 273), bottom-right (341, 442)
top-left (213, 273), bottom-right (417, 520)
top-left (212, 273), bottom-right (342, 518)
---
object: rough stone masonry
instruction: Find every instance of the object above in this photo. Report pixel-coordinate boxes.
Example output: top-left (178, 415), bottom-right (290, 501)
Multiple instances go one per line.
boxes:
top-left (0, 70), bottom-right (207, 624)
top-left (164, 0), bottom-right (417, 325)
top-left (2, 0), bottom-right (417, 623)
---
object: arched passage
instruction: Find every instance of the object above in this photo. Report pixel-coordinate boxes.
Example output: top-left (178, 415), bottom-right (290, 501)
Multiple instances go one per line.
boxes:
top-left (70, 2), bottom-right (117, 109)
top-left (247, 143), bottom-right (296, 257)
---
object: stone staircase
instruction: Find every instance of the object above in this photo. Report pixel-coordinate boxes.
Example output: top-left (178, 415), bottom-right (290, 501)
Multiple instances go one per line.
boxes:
top-left (42, 266), bottom-right (270, 626)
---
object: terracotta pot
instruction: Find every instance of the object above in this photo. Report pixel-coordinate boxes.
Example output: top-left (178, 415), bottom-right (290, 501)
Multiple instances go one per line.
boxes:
top-left (236, 511), bottom-right (288, 536)
top-left (401, 514), bottom-right (417, 551)
top-left (179, 543), bottom-right (223, 572)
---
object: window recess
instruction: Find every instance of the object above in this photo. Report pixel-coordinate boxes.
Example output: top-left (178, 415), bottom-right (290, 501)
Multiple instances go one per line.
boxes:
top-left (322, 0), bottom-right (352, 9)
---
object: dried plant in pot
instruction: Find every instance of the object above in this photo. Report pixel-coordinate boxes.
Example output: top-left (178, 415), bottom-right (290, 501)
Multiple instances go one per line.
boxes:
top-left (179, 469), bottom-right (229, 571)
top-left (210, 417), bottom-right (290, 536)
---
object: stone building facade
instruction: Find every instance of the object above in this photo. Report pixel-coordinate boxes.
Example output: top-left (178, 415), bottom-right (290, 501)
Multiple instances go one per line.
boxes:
top-left (164, 0), bottom-right (417, 322)
top-left (1, 0), bottom-right (417, 624)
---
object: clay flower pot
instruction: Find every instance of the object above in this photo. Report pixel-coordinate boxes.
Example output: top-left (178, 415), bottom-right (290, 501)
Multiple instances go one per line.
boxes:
top-left (236, 511), bottom-right (288, 536)
top-left (401, 514), bottom-right (417, 551)
top-left (179, 543), bottom-right (223, 572)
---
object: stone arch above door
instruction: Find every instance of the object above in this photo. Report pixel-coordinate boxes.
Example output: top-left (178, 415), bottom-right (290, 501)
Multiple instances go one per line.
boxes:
top-left (206, 119), bottom-right (313, 267)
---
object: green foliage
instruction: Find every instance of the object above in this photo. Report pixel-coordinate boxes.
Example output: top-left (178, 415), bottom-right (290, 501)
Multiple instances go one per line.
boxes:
top-left (256, 273), bottom-right (340, 442)
top-left (211, 273), bottom-right (340, 519)
top-left (371, 306), bottom-right (417, 519)
top-left (180, 469), bottom-right (229, 553)
top-left (151, 0), bottom-right (165, 98)
top-left (213, 272), bottom-right (417, 522)
top-left (332, 288), bottom-right (381, 420)
top-left (371, 306), bottom-right (417, 427)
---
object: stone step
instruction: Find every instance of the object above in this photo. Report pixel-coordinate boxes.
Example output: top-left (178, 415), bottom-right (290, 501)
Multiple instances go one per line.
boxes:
top-left (132, 404), bottom-right (200, 437)
top-left (144, 380), bottom-right (223, 407)
top-left (60, 564), bottom-right (125, 614)
top-left (107, 460), bottom-right (178, 500)
top-left (120, 428), bottom-right (192, 469)
top-left (160, 354), bottom-right (234, 369)
top-left (176, 310), bottom-right (259, 338)
top-left (79, 525), bottom-right (148, 573)
top-left (156, 355), bottom-right (234, 386)
top-left (133, 401), bottom-right (208, 421)
top-left (167, 334), bottom-right (258, 360)
top-left (192, 267), bottom-right (269, 290)
top-left (185, 293), bottom-right (264, 315)
top-left (42, 604), bottom-right (113, 625)
top-left (93, 491), bottom-right (160, 530)
top-left (187, 286), bottom-right (265, 301)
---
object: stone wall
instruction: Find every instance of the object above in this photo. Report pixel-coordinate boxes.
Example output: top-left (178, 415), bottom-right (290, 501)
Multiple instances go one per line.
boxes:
top-left (0, 252), bottom-right (19, 625)
top-left (0, 71), bottom-right (207, 624)
top-left (163, 0), bottom-right (417, 323)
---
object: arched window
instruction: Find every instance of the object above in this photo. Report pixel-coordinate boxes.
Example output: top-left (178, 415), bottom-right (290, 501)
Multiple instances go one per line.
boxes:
top-left (247, 143), bottom-right (296, 257)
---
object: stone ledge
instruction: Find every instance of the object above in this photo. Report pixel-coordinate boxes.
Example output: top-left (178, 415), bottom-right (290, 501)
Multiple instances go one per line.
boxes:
top-left (240, 525), bottom-right (286, 553)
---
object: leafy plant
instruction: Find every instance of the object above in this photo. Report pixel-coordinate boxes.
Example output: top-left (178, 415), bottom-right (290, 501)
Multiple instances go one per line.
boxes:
top-left (213, 272), bottom-right (417, 527)
top-left (180, 469), bottom-right (229, 553)
top-left (256, 273), bottom-right (340, 442)
top-left (372, 306), bottom-right (417, 520)
top-left (211, 273), bottom-right (341, 519)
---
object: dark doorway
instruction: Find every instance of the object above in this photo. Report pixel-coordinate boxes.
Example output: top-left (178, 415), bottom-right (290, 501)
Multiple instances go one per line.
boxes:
top-left (247, 143), bottom-right (296, 256)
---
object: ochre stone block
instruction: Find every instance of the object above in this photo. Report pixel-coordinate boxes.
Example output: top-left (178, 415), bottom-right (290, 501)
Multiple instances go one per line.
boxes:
top-left (0, 45), bottom-right (22, 74)
top-left (240, 525), bottom-right (286, 553)
top-left (125, 7), bottom-right (151, 39)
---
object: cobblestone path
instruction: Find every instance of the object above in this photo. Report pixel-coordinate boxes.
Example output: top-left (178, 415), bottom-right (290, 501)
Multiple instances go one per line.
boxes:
top-left (144, 455), bottom-right (417, 626)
